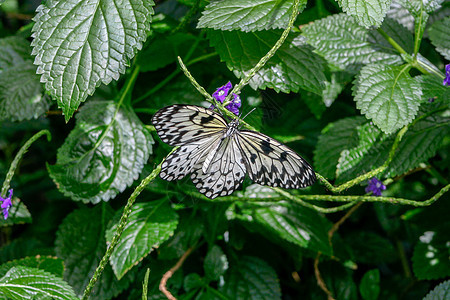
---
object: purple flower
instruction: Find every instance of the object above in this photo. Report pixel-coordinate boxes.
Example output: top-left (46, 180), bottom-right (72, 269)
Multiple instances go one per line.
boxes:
top-left (365, 178), bottom-right (386, 196)
top-left (444, 64), bottom-right (450, 86)
top-left (0, 189), bottom-right (13, 219)
top-left (210, 82), bottom-right (241, 115)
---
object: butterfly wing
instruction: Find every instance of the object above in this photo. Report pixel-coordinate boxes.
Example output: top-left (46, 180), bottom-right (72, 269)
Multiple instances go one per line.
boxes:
top-left (191, 135), bottom-right (246, 199)
top-left (160, 134), bottom-right (222, 181)
top-left (237, 130), bottom-right (316, 189)
top-left (152, 105), bottom-right (228, 146)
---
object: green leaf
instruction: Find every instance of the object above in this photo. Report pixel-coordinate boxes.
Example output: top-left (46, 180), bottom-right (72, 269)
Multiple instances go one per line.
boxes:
top-left (55, 205), bottom-right (133, 298)
top-left (105, 200), bottom-right (179, 279)
top-left (302, 14), bottom-right (402, 71)
top-left (423, 280), bottom-right (450, 300)
top-left (337, 0), bottom-right (392, 28)
top-left (428, 16), bottom-right (450, 60)
top-left (0, 198), bottom-right (32, 227)
top-left (337, 122), bottom-right (384, 176)
top-left (359, 269), bottom-right (380, 300)
top-left (31, 0), bottom-right (155, 121)
top-left (345, 231), bottom-right (396, 264)
top-left (220, 256), bottom-right (281, 300)
top-left (321, 261), bottom-right (358, 300)
top-left (0, 239), bottom-right (51, 265)
top-left (0, 256), bottom-right (64, 278)
top-left (230, 191), bottom-right (332, 255)
top-left (47, 101), bottom-right (153, 204)
top-left (0, 266), bottom-right (77, 300)
top-left (387, 1), bottom-right (414, 32)
top-left (314, 117), bottom-right (366, 179)
top-left (208, 30), bottom-right (326, 94)
top-left (381, 17), bottom-right (414, 53)
top-left (412, 224), bottom-right (450, 280)
top-left (204, 245), bottom-right (228, 282)
top-left (198, 0), bottom-right (306, 32)
top-left (0, 37), bottom-right (50, 122)
top-left (354, 64), bottom-right (422, 134)
top-left (183, 273), bottom-right (204, 292)
top-left (402, 0), bottom-right (444, 16)
top-left (419, 75), bottom-right (450, 103)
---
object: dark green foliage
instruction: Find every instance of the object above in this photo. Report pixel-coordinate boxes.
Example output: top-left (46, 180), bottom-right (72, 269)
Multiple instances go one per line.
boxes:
top-left (0, 0), bottom-right (449, 299)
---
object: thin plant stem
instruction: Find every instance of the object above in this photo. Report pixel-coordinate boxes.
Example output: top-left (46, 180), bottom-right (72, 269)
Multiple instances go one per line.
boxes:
top-left (1, 130), bottom-right (52, 197)
top-left (159, 247), bottom-right (194, 299)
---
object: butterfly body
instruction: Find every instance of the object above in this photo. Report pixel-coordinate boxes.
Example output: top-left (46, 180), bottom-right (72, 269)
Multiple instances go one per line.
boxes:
top-left (152, 105), bottom-right (315, 199)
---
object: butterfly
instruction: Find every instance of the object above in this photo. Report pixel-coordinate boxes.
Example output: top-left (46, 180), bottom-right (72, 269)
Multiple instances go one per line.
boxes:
top-left (152, 105), bottom-right (316, 199)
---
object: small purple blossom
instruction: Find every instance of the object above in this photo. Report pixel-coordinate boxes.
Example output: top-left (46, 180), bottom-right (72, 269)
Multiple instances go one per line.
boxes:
top-left (444, 64), bottom-right (450, 86)
top-left (365, 178), bottom-right (386, 196)
top-left (0, 189), bottom-right (13, 219)
top-left (210, 82), bottom-right (241, 115)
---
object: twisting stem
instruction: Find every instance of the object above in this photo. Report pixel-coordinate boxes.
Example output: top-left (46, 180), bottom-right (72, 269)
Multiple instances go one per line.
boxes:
top-left (81, 147), bottom-right (178, 300)
top-left (223, 0), bottom-right (302, 106)
top-left (160, 247), bottom-right (194, 299)
top-left (1, 130), bottom-right (51, 197)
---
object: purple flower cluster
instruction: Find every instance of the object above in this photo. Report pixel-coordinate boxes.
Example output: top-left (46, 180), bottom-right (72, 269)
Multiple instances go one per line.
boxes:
top-left (0, 189), bottom-right (13, 219)
top-left (365, 178), bottom-right (386, 196)
top-left (210, 82), bottom-right (241, 115)
top-left (444, 64), bottom-right (450, 86)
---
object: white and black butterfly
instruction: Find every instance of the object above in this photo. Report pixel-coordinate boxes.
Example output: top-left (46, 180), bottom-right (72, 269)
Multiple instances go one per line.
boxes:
top-left (152, 105), bottom-right (316, 199)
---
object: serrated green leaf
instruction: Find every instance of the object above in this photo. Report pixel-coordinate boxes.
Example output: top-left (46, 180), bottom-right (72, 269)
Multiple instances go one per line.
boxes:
top-left (198, 0), bottom-right (306, 32)
top-left (419, 75), bottom-right (450, 103)
top-left (314, 117), bottom-right (366, 179)
top-left (336, 113), bottom-right (449, 181)
top-left (381, 17), bottom-right (414, 53)
top-left (386, 0), bottom-right (414, 31)
top-left (359, 269), bottom-right (380, 300)
top-left (0, 266), bottom-right (77, 300)
top-left (204, 245), bottom-right (228, 282)
top-left (345, 231), bottom-right (396, 264)
top-left (0, 198), bottom-right (31, 227)
top-left (354, 64), bottom-right (422, 133)
top-left (337, 122), bottom-right (385, 176)
top-left (55, 205), bottom-right (133, 298)
top-left (401, 0), bottom-right (444, 16)
top-left (31, 0), bottom-right (155, 121)
top-left (220, 256), bottom-right (281, 300)
top-left (302, 14), bottom-right (402, 71)
top-left (105, 200), bottom-right (179, 279)
top-left (412, 224), bottom-right (450, 280)
top-left (47, 101), bottom-right (153, 204)
top-left (0, 37), bottom-right (50, 122)
top-left (230, 193), bottom-right (332, 255)
top-left (337, 0), bottom-right (392, 28)
top-left (0, 256), bottom-right (64, 278)
top-left (423, 280), bottom-right (450, 300)
top-left (0, 239), bottom-right (52, 265)
top-left (208, 30), bottom-right (326, 94)
top-left (428, 16), bottom-right (450, 60)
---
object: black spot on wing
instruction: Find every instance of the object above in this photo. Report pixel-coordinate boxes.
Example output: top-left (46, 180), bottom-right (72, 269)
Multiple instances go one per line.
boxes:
top-left (250, 153), bottom-right (257, 163)
top-left (200, 115), bottom-right (215, 124)
top-left (260, 139), bottom-right (273, 155)
top-left (189, 111), bottom-right (199, 121)
top-left (280, 151), bottom-right (288, 162)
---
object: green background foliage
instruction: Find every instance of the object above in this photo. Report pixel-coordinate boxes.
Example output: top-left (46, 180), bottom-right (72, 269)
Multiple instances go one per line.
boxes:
top-left (0, 0), bottom-right (449, 299)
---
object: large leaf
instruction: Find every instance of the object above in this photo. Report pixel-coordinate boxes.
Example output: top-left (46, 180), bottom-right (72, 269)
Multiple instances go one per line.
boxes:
top-left (230, 186), bottom-right (332, 255)
top-left (302, 14), bottom-right (403, 71)
top-left (198, 0), bottom-right (306, 32)
top-left (313, 117), bottom-right (367, 179)
top-left (428, 16), bottom-right (450, 60)
top-left (353, 64), bottom-right (422, 134)
top-left (0, 266), bottom-right (77, 300)
top-left (47, 100), bottom-right (153, 204)
top-left (55, 205), bottom-right (133, 298)
top-left (31, 0), bottom-right (155, 121)
top-left (105, 200), bottom-right (179, 279)
top-left (220, 256), bottom-right (281, 300)
top-left (412, 224), bottom-right (450, 280)
top-left (337, 0), bottom-right (392, 28)
top-left (208, 30), bottom-right (326, 94)
top-left (423, 280), bottom-right (450, 300)
top-left (0, 256), bottom-right (64, 278)
top-left (0, 37), bottom-right (50, 122)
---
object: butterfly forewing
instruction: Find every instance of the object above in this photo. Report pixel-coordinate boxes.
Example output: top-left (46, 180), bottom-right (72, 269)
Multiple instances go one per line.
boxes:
top-left (237, 131), bottom-right (316, 189)
top-left (152, 105), bottom-right (227, 146)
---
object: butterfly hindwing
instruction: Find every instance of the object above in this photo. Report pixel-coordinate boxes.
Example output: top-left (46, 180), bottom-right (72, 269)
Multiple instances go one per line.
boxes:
top-left (152, 105), bottom-right (227, 146)
top-left (191, 135), bottom-right (246, 199)
top-left (236, 131), bottom-right (316, 189)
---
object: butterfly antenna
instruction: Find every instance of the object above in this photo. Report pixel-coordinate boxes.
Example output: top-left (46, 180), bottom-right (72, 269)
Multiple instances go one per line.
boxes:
top-left (240, 108), bottom-right (256, 121)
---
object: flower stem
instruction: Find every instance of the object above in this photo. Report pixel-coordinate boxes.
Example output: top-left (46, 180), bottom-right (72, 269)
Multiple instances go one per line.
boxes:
top-left (1, 130), bottom-right (51, 197)
top-left (81, 147), bottom-right (178, 300)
